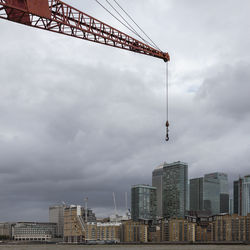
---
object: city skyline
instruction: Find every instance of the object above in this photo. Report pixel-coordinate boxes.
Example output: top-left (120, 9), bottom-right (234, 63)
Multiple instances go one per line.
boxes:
top-left (0, 0), bottom-right (250, 222)
top-left (0, 159), bottom-right (249, 224)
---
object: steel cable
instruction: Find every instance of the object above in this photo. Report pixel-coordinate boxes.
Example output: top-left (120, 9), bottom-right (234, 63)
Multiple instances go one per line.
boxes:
top-left (105, 0), bottom-right (157, 49)
top-left (112, 0), bottom-right (162, 51)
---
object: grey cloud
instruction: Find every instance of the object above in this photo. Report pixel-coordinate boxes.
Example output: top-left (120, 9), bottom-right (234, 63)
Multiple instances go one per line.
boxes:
top-left (197, 62), bottom-right (250, 119)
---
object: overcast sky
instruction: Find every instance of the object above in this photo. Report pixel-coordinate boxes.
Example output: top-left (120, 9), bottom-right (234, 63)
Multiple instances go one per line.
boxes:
top-left (0, 0), bottom-right (250, 221)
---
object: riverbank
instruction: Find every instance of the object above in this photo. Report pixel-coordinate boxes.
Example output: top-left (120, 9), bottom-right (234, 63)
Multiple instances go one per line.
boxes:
top-left (1, 241), bottom-right (250, 246)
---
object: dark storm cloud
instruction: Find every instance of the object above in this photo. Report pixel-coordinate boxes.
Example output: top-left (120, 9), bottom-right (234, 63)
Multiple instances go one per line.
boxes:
top-left (0, 0), bottom-right (250, 221)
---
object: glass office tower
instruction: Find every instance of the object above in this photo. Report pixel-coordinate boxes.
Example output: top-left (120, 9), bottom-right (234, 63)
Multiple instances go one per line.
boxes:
top-left (162, 161), bottom-right (188, 219)
top-left (242, 175), bottom-right (250, 216)
top-left (203, 174), bottom-right (220, 214)
top-left (152, 164), bottom-right (164, 217)
top-left (131, 184), bottom-right (157, 221)
top-left (204, 172), bottom-right (229, 214)
top-left (190, 177), bottom-right (204, 211)
top-left (233, 177), bottom-right (243, 215)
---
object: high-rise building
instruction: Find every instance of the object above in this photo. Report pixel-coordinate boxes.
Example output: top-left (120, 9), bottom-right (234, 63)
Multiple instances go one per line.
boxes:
top-left (234, 177), bottom-right (245, 215)
top-left (189, 177), bottom-right (204, 212)
top-left (162, 161), bottom-right (188, 219)
top-left (203, 174), bottom-right (220, 214)
top-left (49, 205), bottom-right (65, 238)
top-left (189, 172), bottom-right (229, 215)
top-left (152, 164), bottom-right (164, 217)
top-left (217, 173), bottom-right (229, 213)
top-left (131, 184), bottom-right (157, 221)
top-left (242, 175), bottom-right (250, 216)
top-left (234, 180), bottom-right (240, 214)
top-left (203, 172), bottom-right (229, 215)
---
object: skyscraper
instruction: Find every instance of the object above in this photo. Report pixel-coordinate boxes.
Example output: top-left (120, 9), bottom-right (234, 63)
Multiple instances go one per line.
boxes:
top-left (203, 175), bottom-right (220, 214)
top-left (242, 175), bottom-right (250, 216)
top-left (203, 172), bottom-right (229, 214)
top-left (189, 172), bottom-right (229, 215)
top-left (189, 177), bottom-right (204, 212)
top-left (162, 161), bottom-right (188, 219)
top-left (131, 184), bottom-right (157, 221)
top-left (152, 164), bottom-right (164, 217)
top-left (233, 178), bottom-right (243, 215)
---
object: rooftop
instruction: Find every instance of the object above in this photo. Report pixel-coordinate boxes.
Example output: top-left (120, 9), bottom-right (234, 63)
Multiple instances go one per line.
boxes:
top-left (132, 184), bottom-right (156, 189)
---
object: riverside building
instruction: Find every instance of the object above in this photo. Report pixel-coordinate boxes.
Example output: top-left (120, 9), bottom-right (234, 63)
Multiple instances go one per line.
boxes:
top-left (49, 205), bottom-right (65, 238)
top-left (85, 222), bottom-right (121, 243)
top-left (12, 222), bottom-right (57, 241)
top-left (120, 220), bottom-right (148, 243)
top-left (63, 205), bottom-right (96, 243)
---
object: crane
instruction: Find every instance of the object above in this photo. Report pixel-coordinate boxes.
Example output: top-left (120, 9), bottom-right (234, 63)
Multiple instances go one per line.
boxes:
top-left (0, 0), bottom-right (170, 140)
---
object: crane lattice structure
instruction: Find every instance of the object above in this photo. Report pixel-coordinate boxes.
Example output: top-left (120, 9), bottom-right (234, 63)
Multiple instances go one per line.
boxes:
top-left (0, 0), bottom-right (170, 62)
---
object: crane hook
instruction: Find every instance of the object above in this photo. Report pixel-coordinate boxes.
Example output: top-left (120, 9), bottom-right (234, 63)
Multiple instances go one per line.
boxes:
top-left (165, 120), bottom-right (169, 141)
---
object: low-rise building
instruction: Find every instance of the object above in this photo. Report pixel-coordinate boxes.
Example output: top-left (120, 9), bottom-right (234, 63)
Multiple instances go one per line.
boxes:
top-left (212, 214), bottom-right (246, 242)
top-left (246, 213), bottom-right (250, 242)
top-left (195, 223), bottom-right (213, 242)
top-left (85, 222), bottom-right (121, 243)
top-left (49, 205), bottom-right (65, 238)
top-left (12, 222), bottom-right (57, 241)
top-left (120, 220), bottom-right (148, 243)
top-left (64, 205), bottom-right (118, 243)
top-left (0, 222), bottom-right (12, 239)
top-left (63, 205), bottom-right (86, 243)
top-left (148, 224), bottom-right (161, 242)
top-left (161, 218), bottom-right (195, 242)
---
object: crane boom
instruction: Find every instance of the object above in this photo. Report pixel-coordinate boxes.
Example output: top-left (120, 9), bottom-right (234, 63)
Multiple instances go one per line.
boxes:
top-left (0, 0), bottom-right (170, 62)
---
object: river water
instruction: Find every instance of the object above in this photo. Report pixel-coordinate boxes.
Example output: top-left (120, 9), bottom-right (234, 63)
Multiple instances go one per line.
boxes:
top-left (0, 245), bottom-right (250, 250)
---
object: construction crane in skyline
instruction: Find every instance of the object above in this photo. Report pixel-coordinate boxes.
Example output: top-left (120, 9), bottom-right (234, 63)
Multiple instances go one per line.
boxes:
top-left (0, 0), bottom-right (170, 140)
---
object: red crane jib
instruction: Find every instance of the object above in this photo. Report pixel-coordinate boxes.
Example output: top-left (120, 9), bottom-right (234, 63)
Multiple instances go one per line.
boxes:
top-left (0, 0), bottom-right (170, 62)
top-left (5, 0), bottom-right (50, 24)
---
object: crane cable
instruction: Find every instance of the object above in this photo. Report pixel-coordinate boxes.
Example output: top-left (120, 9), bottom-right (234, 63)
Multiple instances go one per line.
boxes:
top-left (112, 0), bottom-right (162, 52)
top-left (95, 0), bottom-right (160, 50)
top-left (165, 62), bottom-right (170, 141)
top-left (105, 0), bottom-right (156, 49)
top-left (94, 0), bottom-right (138, 38)
top-left (95, 0), bottom-right (155, 49)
